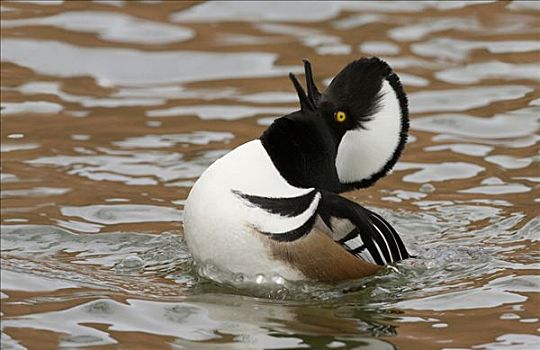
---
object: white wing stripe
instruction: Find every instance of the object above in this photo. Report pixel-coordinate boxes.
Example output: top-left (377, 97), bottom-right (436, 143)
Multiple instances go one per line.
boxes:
top-left (371, 213), bottom-right (402, 260)
top-left (371, 222), bottom-right (392, 263)
top-left (244, 192), bottom-right (321, 234)
top-left (369, 235), bottom-right (388, 265)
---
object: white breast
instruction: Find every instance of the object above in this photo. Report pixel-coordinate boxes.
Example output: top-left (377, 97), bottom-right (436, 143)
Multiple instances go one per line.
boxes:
top-left (183, 139), bottom-right (308, 280)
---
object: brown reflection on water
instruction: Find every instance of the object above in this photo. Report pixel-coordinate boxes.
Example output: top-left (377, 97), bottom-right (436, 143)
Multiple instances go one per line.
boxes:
top-left (1, 1), bottom-right (539, 349)
top-left (388, 294), bottom-right (540, 350)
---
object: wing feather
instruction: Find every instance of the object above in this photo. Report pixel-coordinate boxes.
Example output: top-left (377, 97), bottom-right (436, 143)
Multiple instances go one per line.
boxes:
top-left (233, 189), bottom-right (320, 241)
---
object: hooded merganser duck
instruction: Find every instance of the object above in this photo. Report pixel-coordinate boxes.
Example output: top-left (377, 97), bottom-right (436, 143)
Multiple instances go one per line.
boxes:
top-left (184, 57), bottom-right (410, 283)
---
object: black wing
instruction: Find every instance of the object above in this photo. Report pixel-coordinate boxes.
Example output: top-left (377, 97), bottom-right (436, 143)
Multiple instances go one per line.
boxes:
top-left (318, 191), bottom-right (409, 265)
top-left (233, 188), bottom-right (410, 264)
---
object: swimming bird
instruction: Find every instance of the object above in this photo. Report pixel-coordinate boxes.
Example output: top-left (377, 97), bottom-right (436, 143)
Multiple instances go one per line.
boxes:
top-left (184, 57), bottom-right (410, 283)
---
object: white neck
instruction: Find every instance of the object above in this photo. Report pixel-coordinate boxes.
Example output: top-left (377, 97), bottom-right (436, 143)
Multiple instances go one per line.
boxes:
top-left (335, 80), bottom-right (402, 184)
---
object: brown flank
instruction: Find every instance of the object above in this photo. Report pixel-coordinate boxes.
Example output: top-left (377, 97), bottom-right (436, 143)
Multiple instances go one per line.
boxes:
top-left (264, 221), bottom-right (380, 282)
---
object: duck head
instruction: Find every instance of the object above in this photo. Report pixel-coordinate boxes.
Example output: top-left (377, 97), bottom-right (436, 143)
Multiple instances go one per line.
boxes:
top-left (260, 57), bottom-right (409, 193)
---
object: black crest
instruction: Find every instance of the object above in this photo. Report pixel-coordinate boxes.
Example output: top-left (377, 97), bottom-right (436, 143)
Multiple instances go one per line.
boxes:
top-left (261, 57), bottom-right (409, 192)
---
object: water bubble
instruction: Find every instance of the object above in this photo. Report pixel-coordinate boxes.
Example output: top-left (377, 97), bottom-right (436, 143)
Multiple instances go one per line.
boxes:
top-left (419, 183), bottom-right (436, 193)
top-left (255, 274), bottom-right (266, 284)
top-left (123, 255), bottom-right (144, 268)
top-left (233, 273), bottom-right (245, 283)
top-left (271, 275), bottom-right (285, 285)
top-left (115, 255), bottom-right (144, 274)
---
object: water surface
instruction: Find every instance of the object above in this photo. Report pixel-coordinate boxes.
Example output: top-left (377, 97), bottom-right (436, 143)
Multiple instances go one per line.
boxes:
top-left (1, 1), bottom-right (539, 349)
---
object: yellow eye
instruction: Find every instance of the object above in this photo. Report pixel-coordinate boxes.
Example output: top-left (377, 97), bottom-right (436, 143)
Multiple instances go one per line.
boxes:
top-left (334, 111), bottom-right (346, 123)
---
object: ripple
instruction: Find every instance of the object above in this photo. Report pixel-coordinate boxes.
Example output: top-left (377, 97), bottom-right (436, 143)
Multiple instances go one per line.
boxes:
top-left (435, 61), bottom-right (540, 84)
top-left (508, 0), bottom-right (540, 11)
top-left (379, 56), bottom-right (441, 69)
top-left (56, 219), bottom-right (104, 234)
top-left (513, 177), bottom-right (540, 185)
top-left (433, 134), bottom-right (540, 149)
top-left (1, 187), bottom-right (70, 199)
top-left (324, 71), bottom-right (430, 88)
top-left (15, 81), bottom-right (238, 108)
top-left (1, 11), bottom-right (195, 44)
top-left (1, 101), bottom-right (63, 115)
top-left (1, 269), bottom-right (78, 292)
top-left (2, 297), bottom-right (311, 348)
top-left (216, 32), bottom-right (288, 46)
top-left (236, 91), bottom-right (297, 104)
top-left (316, 44), bottom-right (352, 55)
top-left (15, 80), bottom-right (165, 107)
top-left (61, 204), bottom-right (183, 225)
top-left (382, 190), bottom-right (427, 203)
top-left (409, 86), bottom-right (533, 113)
top-left (14, 0), bottom-right (63, 4)
top-left (1, 225), bottom-right (189, 267)
top-left (396, 73), bottom-right (430, 87)
top-left (459, 183), bottom-right (531, 195)
top-left (514, 217), bottom-right (540, 242)
top-left (1, 39), bottom-right (294, 86)
top-left (1, 143), bottom-right (39, 152)
top-left (485, 155), bottom-right (536, 170)
top-left (336, 1), bottom-right (495, 13)
top-left (411, 110), bottom-right (539, 138)
top-left (425, 143), bottom-right (493, 156)
top-left (395, 162), bottom-right (484, 183)
top-left (412, 38), bottom-right (540, 61)
top-left (475, 334), bottom-right (540, 350)
top-left (359, 41), bottom-right (400, 55)
top-left (114, 85), bottom-right (238, 100)
top-left (388, 17), bottom-right (479, 42)
top-left (437, 61), bottom-right (540, 84)
top-left (147, 105), bottom-right (292, 120)
top-left (112, 132), bottom-right (234, 149)
top-left (332, 13), bottom-right (384, 30)
top-left (27, 148), bottom-right (226, 185)
top-left (256, 23), bottom-right (344, 54)
top-left (0, 5), bottom-right (16, 13)
top-left (0, 173), bottom-right (19, 184)
top-left (396, 287), bottom-right (526, 311)
top-left (487, 275), bottom-right (540, 293)
top-left (172, 1), bottom-right (343, 23)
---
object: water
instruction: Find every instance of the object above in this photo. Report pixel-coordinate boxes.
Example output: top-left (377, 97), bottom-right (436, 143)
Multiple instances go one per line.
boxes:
top-left (1, 1), bottom-right (539, 349)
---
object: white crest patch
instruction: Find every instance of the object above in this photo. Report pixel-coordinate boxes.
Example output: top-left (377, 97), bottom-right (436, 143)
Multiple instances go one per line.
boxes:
top-left (335, 80), bottom-right (402, 184)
